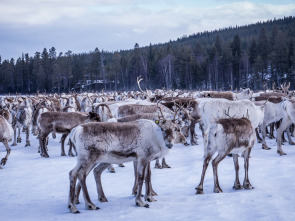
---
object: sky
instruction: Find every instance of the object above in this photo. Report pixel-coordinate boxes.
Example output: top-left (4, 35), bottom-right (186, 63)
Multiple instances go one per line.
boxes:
top-left (0, 0), bottom-right (295, 60)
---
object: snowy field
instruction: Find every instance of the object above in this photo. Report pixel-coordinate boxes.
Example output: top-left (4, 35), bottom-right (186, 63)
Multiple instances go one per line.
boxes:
top-left (1, 127), bottom-right (295, 221)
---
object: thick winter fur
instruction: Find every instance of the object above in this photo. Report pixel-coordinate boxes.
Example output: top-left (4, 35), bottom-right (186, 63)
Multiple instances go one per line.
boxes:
top-left (67, 119), bottom-right (178, 213)
top-left (196, 118), bottom-right (256, 194)
top-left (273, 98), bottom-right (295, 155)
top-left (0, 115), bottom-right (13, 168)
top-left (37, 111), bottom-right (100, 157)
top-left (118, 104), bottom-right (158, 117)
top-left (199, 99), bottom-right (264, 156)
top-left (12, 104), bottom-right (32, 147)
top-left (201, 91), bottom-right (235, 100)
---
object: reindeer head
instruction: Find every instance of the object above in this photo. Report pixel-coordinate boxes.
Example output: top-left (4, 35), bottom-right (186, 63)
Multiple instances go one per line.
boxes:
top-left (155, 119), bottom-right (179, 149)
top-left (88, 112), bottom-right (101, 122)
top-left (155, 103), bottom-right (180, 149)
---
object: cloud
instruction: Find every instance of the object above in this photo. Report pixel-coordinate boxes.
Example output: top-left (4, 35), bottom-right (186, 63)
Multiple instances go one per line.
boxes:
top-left (0, 1), bottom-right (295, 59)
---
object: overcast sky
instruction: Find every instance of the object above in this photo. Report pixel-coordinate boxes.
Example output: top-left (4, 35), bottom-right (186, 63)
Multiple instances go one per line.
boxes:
top-left (0, 0), bottom-right (294, 60)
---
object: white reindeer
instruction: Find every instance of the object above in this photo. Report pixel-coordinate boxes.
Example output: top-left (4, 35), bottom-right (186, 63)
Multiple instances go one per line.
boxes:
top-left (198, 99), bottom-right (264, 156)
top-left (67, 118), bottom-right (178, 213)
top-left (196, 117), bottom-right (256, 194)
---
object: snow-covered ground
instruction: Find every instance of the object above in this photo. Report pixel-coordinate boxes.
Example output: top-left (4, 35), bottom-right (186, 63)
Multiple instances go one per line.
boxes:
top-left (1, 127), bottom-right (295, 221)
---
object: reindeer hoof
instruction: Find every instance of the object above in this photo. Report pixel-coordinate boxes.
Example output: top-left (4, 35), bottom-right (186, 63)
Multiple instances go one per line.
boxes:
top-left (162, 164), bottom-right (171, 168)
top-left (0, 158), bottom-right (7, 166)
top-left (277, 150), bottom-right (286, 156)
top-left (11, 143), bottom-right (17, 146)
top-left (191, 141), bottom-right (198, 146)
top-left (87, 204), bottom-right (99, 210)
top-left (233, 184), bottom-right (243, 190)
top-left (144, 204), bottom-right (149, 208)
top-left (184, 142), bottom-right (190, 146)
top-left (243, 183), bottom-right (254, 189)
top-left (262, 144), bottom-right (271, 150)
top-left (68, 205), bottom-right (80, 214)
top-left (289, 142), bottom-right (295, 146)
top-left (118, 163), bottom-right (125, 167)
top-left (74, 199), bottom-right (80, 204)
top-left (61, 153), bottom-right (66, 156)
top-left (99, 197), bottom-right (108, 202)
top-left (214, 188), bottom-right (223, 193)
top-left (25, 142), bottom-right (30, 147)
top-left (146, 196), bottom-right (156, 202)
top-left (154, 164), bottom-right (162, 169)
top-left (151, 190), bottom-right (158, 196)
top-left (196, 189), bottom-right (204, 194)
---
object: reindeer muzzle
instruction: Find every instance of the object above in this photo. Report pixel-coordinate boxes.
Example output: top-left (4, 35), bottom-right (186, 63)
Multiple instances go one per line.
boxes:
top-left (166, 143), bottom-right (173, 149)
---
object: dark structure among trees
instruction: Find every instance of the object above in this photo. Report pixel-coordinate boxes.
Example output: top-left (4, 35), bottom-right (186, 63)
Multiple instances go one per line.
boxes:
top-left (0, 16), bottom-right (294, 93)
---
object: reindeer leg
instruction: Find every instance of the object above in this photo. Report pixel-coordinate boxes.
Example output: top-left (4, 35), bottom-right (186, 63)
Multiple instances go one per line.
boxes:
top-left (243, 148), bottom-right (253, 189)
top-left (282, 131), bottom-right (287, 143)
top-left (68, 167), bottom-right (79, 213)
top-left (0, 139), bottom-right (11, 166)
top-left (78, 167), bottom-right (99, 211)
top-left (255, 127), bottom-right (262, 143)
top-left (93, 163), bottom-right (110, 202)
top-left (261, 124), bottom-right (271, 150)
top-left (265, 125), bottom-right (269, 135)
top-left (132, 161), bottom-right (138, 195)
top-left (11, 126), bottom-right (17, 146)
top-left (161, 158), bottom-right (171, 168)
top-left (60, 134), bottom-right (68, 156)
top-left (212, 152), bottom-right (228, 193)
top-left (190, 120), bottom-right (198, 145)
top-left (25, 127), bottom-right (30, 147)
top-left (233, 154), bottom-right (242, 190)
top-left (74, 183), bottom-right (81, 204)
top-left (39, 133), bottom-right (50, 158)
top-left (154, 159), bottom-right (162, 169)
top-left (286, 126), bottom-right (295, 145)
top-left (144, 162), bottom-right (156, 202)
top-left (276, 119), bottom-right (291, 156)
top-left (17, 128), bottom-right (21, 143)
top-left (196, 151), bottom-right (214, 194)
top-left (135, 160), bottom-right (149, 208)
top-left (269, 123), bottom-right (275, 139)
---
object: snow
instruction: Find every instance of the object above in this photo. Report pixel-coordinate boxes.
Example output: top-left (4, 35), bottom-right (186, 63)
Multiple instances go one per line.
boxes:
top-left (1, 128), bottom-right (295, 221)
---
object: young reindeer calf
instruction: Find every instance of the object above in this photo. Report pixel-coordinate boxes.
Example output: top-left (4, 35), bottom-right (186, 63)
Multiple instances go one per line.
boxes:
top-left (196, 117), bottom-right (256, 194)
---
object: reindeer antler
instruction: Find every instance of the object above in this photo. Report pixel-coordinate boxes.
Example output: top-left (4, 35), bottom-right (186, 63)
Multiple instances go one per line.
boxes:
top-left (156, 100), bottom-right (166, 121)
top-left (224, 107), bottom-right (236, 119)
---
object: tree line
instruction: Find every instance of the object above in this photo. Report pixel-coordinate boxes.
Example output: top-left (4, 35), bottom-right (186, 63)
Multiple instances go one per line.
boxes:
top-left (0, 16), bottom-right (294, 93)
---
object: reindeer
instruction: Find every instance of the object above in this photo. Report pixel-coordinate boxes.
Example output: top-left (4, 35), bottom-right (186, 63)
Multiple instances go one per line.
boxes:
top-left (196, 117), bottom-right (256, 194)
top-left (0, 115), bottom-right (13, 168)
top-left (273, 98), bottom-right (295, 155)
top-left (11, 98), bottom-right (33, 147)
top-left (116, 107), bottom-right (189, 169)
top-left (198, 99), bottom-right (264, 157)
top-left (67, 117), bottom-right (179, 213)
top-left (37, 111), bottom-right (100, 158)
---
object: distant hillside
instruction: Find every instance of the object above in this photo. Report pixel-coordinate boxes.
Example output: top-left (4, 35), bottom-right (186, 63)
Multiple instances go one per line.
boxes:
top-left (0, 16), bottom-right (294, 93)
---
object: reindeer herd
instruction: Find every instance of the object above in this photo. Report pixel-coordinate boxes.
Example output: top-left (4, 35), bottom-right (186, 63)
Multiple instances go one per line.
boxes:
top-left (0, 79), bottom-right (294, 213)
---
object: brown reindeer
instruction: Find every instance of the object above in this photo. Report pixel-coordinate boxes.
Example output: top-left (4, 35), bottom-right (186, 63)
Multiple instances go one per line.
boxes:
top-left (67, 118), bottom-right (179, 213)
top-left (196, 117), bottom-right (256, 194)
top-left (37, 111), bottom-right (100, 158)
